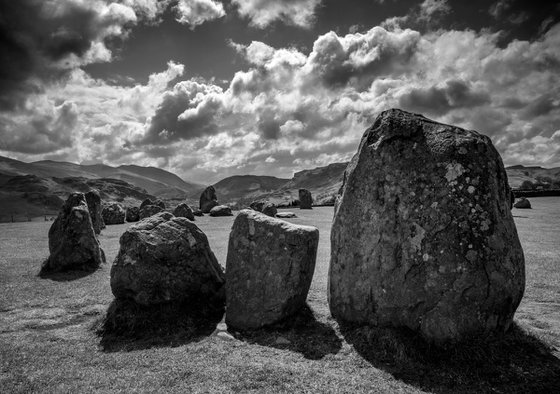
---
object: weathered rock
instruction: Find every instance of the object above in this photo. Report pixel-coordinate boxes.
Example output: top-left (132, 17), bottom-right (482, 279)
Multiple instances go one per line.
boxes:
top-left (226, 210), bottom-right (319, 329)
top-left (42, 193), bottom-right (105, 273)
top-left (110, 212), bottom-right (225, 306)
top-left (250, 200), bottom-right (277, 217)
top-left (193, 208), bottom-right (204, 217)
top-left (200, 186), bottom-right (219, 213)
top-left (140, 198), bottom-right (154, 209)
top-left (276, 212), bottom-right (297, 219)
top-left (173, 203), bottom-right (195, 221)
top-left (298, 189), bottom-right (313, 209)
top-left (126, 206), bottom-right (140, 222)
top-left (102, 203), bottom-right (126, 225)
top-left (329, 109), bottom-right (525, 343)
top-left (154, 199), bottom-right (166, 209)
top-left (209, 205), bottom-right (233, 217)
top-left (514, 197), bottom-right (531, 209)
top-left (139, 204), bottom-right (163, 220)
top-left (85, 189), bottom-right (105, 234)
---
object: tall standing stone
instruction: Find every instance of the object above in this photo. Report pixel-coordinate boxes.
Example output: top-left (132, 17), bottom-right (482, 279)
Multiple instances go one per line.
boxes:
top-left (85, 189), bottom-right (105, 234)
top-left (200, 185), bottom-right (219, 213)
top-left (42, 193), bottom-right (105, 273)
top-left (299, 189), bottom-right (313, 209)
top-left (329, 109), bottom-right (525, 343)
top-left (226, 210), bottom-right (319, 329)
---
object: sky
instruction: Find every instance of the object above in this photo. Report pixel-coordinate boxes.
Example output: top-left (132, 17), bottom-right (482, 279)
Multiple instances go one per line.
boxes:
top-left (0, 0), bottom-right (559, 184)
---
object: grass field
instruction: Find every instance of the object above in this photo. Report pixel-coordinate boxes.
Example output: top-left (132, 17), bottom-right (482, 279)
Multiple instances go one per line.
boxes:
top-left (1, 200), bottom-right (560, 393)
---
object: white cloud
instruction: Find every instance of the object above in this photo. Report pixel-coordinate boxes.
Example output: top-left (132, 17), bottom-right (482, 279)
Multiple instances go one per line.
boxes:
top-left (232, 0), bottom-right (322, 28)
top-left (174, 0), bottom-right (225, 29)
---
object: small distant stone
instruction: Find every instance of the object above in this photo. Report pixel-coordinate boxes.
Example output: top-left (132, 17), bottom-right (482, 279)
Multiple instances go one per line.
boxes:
top-left (250, 200), bottom-right (277, 217)
top-left (139, 204), bottom-right (163, 220)
top-left (209, 205), bottom-right (233, 217)
top-left (102, 203), bottom-right (125, 225)
top-left (193, 209), bottom-right (204, 217)
top-left (299, 189), bottom-right (313, 209)
top-left (139, 198), bottom-right (154, 209)
top-left (276, 212), bottom-right (297, 219)
top-left (275, 336), bottom-right (291, 345)
top-left (514, 197), bottom-right (531, 209)
top-left (217, 332), bottom-right (234, 341)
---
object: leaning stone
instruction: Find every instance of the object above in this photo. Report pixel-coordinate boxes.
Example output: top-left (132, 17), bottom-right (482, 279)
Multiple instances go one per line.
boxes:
top-left (200, 186), bottom-right (219, 213)
top-left (85, 189), bottom-right (105, 234)
top-left (126, 206), bottom-right (140, 222)
top-left (42, 192), bottom-right (105, 273)
top-left (226, 210), bottom-right (319, 330)
top-left (139, 204), bottom-right (163, 220)
top-left (513, 197), bottom-right (531, 209)
top-left (102, 203), bottom-right (125, 225)
top-left (209, 205), bottom-right (233, 217)
top-left (110, 212), bottom-right (225, 306)
top-left (299, 189), bottom-right (313, 209)
top-left (329, 108), bottom-right (525, 343)
top-left (173, 203), bottom-right (195, 221)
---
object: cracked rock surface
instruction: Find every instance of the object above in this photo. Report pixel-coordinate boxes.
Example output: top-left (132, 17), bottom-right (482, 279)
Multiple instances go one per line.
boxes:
top-left (329, 109), bottom-right (525, 342)
top-left (226, 210), bottom-right (319, 330)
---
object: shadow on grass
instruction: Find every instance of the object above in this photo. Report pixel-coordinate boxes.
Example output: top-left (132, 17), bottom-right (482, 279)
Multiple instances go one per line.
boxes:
top-left (38, 267), bottom-right (97, 281)
top-left (340, 322), bottom-right (560, 393)
top-left (96, 298), bottom-right (224, 352)
top-left (234, 304), bottom-right (342, 360)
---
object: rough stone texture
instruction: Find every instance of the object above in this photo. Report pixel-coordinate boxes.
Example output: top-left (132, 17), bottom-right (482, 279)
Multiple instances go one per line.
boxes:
top-left (299, 189), bottom-right (313, 209)
top-left (139, 204), bottom-right (163, 220)
top-left (173, 203), bottom-right (195, 221)
top-left (200, 186), bottom-right (219, 213)
top-left (154, 199), bottom-right (166, 209)
top-left (276, 212), bottom-right (297, 219)
top-left (329, 109), bottom-right (525, 343)
top-left (140, 198), bottom-right (154, 209)
top-left (126, 206), bottom-right (140, 222)
top-left (102, 203), bottom-right (126, 225)
top-left (111, 212), bottom-right (225, 306)
top-left (250, 200), bottom-right (277, 217)
top-left (85, 189), bottom-right (105, 234)
top-left (514, 197), bottom-right (531, 209)
top-left (42, 193), bottom-right (105, 273)
top-left (193, 209), bottom-right (204, 217)
top-left (209, 205), bottom-right (233, 217)
top-left (226, 210), bottom-right (319, 329)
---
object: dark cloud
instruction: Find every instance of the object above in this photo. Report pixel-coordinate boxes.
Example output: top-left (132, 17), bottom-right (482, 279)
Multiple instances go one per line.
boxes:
top-left (399, 80), bottom-right (490, 116)
top-left (519, 94), bottom-right (560, 120)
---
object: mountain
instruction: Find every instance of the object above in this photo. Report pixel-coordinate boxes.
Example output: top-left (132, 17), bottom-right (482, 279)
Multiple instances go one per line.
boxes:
top-left (212, 175), bottom-right (290, 204)
top-left (504, 165), bottom-right (560, 188)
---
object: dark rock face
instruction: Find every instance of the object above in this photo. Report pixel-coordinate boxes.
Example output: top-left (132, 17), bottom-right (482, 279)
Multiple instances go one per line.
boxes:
top-left (226, 210), bottom-right (319, 329)
top-left (200, 186), bottom-right (219, 213)
top-left (126, 206), bottom-right (140, 222)
top-left (102, 203), bottom-right (126, 225)
top-left (173, 203), bottom-right (195, 221)
top-left (193, 208), bottom-right (204, 217)
top-left (139, 204), bottom-right (163, 220)
top-left (111, 212), bottom-right (225, 306)
top-left (85, 189), bottom-right (105, 234)
top-left (209, 205), bottom-right (233, 217)
top-left (250, 200), bottom-right (277, 217)
top-left (299, 189), bottom-right (313, 209)
top-left (140, 198), bottom-right (154, 209)
top-left (154, 199), bottom-right (166, 209)
top-left (276, 212), bottom-right (297, 219)
top-left (329, 109), bottom-right (525, 343)
top-left (514, 197), bottom-right (531, 209)
top-left (42, 193), bottom-right (105, 273)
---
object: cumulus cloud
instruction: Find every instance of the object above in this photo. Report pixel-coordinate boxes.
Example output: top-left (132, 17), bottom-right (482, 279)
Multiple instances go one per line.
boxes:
top-left (174, 0), bottom-right (225, 29)
top-left (231, 0), bottom-right (322, 28)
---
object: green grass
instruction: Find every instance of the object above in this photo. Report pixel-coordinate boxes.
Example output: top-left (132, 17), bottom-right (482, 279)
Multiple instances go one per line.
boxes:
top-left (1, 202), bottom-right (560, 393)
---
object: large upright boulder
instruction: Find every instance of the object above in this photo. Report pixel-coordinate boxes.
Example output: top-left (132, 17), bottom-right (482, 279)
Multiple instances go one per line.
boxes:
top-left (42, 193), bottom-right (105, 273)
top-left (299, 189), bottom-right (313, 209)
top-left (140, 198), bottom-right (154, 209)
top-left (102, 203), bottom-right (125, 225)
top-left (329, 109), bottom-right (525, 343)
top-left (111, 212), bottom-right (225, 306)
top-left (126, 206), bottom-right (140, 222)
top-left (226, 210), bottom-right (319, 329)
top-left (139, 204), bottom-right (163, 220)
top-left (200, 186), bottom-right (219, 213)
top-left (85, 189), bottom-right (105, 234)
top-left (173, 203), bottom-right (195, 221)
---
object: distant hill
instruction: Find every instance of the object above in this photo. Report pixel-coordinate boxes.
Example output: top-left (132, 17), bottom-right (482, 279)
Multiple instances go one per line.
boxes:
top-left (504, 165), bottom-right (560, 189)
top-left (213, 175), bottom-right (290, 204)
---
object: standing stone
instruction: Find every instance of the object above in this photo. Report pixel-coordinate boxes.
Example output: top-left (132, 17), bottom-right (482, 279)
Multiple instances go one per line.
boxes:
top-left (154, 199), bottom-right (166, 209)
top-left (200, 186), bottom-right (219, 213)
top-left (102, 203), bottom-right (126, 225)
top-left (111, 212), bottom-right (225, 306)
top-left (209, 205), bottom-right (233, 217)
top-left (41, 193), bottom-right (105, 273)
top-left (126, 206), bottom-right (140, 222)
top-left (85, 189), bottom-right (105, 234)
top-left (173, 203), bottom-right (195, 221)
top-left (299, 189), bottom-right (313, 209)
top-left (329, 109), bottom-right (525, 343)
top-left (140, 198), bottom-right (154, 209)
top-left (226, 210), bottom-right (319, 329)
top-left (250, 200), bottom-right (277, 217)
top-left (193, 208), bottom-right (204, 217)
top-left (514, 197), bottom-right (531, 209)
top-left (139, 204), bottom-right (163, 220)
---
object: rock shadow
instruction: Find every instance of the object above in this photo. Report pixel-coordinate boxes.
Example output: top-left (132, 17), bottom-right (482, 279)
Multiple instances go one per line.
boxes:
top-left (38, 266), bottom-right (98, 281)
top-left (340, 322), bottom-right (560, 393)
top-left (233, 304), bottom-right (342, 360)
top-left (96, 298), bottom-right (224, 352)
